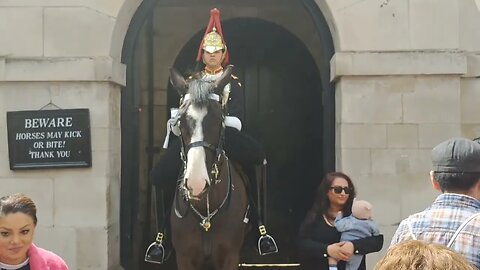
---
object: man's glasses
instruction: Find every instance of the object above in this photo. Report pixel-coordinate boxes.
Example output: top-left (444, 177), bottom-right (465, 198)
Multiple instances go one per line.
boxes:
top-left (329, 186), bottom-right (353, 195)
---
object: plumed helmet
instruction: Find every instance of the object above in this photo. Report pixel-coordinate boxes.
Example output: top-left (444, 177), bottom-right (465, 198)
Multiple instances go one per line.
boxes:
top-left (196, 8), bottom-right (229, 65)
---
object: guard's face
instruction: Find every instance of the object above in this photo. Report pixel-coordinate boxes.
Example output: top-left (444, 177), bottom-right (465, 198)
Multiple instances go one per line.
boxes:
top-left (0, 213), bottom-right (35, 265)
top-left (203, 50), bottom-right (224, 70)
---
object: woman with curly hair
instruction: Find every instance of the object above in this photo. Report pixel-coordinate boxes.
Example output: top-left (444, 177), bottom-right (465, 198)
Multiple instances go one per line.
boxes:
top-left (297, 172), bottom-right (383, 270)
top-left (375, 240), bottom-right (476, 270)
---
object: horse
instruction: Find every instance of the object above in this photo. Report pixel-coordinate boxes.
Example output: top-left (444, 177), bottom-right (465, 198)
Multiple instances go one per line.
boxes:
top-left (169, 65), bottom-right (250, 270)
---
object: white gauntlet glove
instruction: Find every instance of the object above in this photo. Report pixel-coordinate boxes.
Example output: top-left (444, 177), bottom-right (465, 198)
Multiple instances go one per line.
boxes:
top-left (224, 116), bottom-right (242, 131)
top-left (162, 108), bottom-right (181, 149)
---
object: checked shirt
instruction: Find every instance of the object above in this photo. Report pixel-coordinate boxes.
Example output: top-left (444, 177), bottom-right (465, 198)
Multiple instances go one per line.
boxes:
top-left (390, 193), bottom-right (480, 269)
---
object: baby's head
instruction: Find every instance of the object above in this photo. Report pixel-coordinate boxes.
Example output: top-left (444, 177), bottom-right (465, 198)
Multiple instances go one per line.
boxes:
top-left (352, 199), bottom-right (373, 220)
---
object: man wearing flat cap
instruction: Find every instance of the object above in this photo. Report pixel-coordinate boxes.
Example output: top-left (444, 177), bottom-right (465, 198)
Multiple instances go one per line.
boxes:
top-left (390, 137), bottom-right (480, 268)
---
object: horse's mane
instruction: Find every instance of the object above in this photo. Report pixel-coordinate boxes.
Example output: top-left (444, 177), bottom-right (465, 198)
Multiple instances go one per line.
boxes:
top-left (187, 79), bottom-right (214, 108)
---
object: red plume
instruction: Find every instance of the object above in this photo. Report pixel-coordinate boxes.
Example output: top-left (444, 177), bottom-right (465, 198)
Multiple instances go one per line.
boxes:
top-left (196, 8), bottom-right (229, 65)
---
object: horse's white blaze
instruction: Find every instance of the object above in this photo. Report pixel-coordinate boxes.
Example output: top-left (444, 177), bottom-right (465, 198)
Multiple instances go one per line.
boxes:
top-left (184, 106), bottom-right (210, 196)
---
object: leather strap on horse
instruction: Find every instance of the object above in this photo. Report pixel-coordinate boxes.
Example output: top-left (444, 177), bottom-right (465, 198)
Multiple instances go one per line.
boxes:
top-left (258, 159), bottom-right (269, 226)
top-left (261, 159), bottom-right (268, 226)
top-left (251, 159), bottom-right (268, 228)
top-left (154, 166), bottom-right (186, 242)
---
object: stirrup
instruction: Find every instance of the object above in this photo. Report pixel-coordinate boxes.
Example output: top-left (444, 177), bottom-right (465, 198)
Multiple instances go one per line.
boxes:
top-left (144, 232), bottom-right (170, 264)
top-left (257, 225), bottom-right (278, 255)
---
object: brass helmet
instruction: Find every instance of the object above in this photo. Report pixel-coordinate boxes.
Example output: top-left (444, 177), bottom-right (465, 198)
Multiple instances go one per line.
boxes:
top-left (203, 27), bottom-right (225, 53)
top-left (196, 8), bottom-right (229, 65)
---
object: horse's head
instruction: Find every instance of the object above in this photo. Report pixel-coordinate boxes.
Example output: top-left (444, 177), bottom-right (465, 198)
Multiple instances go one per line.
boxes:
top-left (170, 66), bottom-right (233, 199)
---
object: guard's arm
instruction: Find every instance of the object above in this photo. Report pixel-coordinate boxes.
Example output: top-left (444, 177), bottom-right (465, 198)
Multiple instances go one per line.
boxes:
top-left (227, 77), bottom-right (245, 124)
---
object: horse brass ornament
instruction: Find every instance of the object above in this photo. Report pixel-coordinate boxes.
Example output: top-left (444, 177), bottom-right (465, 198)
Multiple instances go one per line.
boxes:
top-left (201, 219), bottom-right (211, 231)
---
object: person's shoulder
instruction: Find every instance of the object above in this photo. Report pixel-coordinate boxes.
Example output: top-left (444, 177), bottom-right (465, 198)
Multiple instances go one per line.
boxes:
top-left (43, 249), bottom-right (68, 268)
top-left (365, 218), bottom-right (379, 228)
top-left (396, 213), bottom-right (419, 228)
top-left (30, 244), bottom-right (69, 269)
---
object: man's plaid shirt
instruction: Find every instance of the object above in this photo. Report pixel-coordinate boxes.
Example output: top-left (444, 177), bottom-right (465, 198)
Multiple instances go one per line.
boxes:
top-left (390, 193), bottom-right (480, 269)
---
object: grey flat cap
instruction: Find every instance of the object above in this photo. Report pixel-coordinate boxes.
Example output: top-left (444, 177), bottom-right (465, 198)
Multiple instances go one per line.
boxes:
top-left (431, 137), bottom-right (480, 173)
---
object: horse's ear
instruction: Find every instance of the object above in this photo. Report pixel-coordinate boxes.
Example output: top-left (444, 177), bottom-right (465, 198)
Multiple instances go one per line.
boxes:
top-left (169, 67), bottom-right (188, 96)
top-left (213, 65), bottom-right (234, 95)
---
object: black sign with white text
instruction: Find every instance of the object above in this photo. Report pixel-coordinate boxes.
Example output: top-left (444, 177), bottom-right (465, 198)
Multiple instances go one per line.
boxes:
top-left (7, 109), bottom-right (92, 169)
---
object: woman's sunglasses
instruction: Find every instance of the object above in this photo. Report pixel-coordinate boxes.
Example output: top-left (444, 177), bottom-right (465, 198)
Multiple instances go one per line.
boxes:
top-left (329, 186), bottom-right (353, 195)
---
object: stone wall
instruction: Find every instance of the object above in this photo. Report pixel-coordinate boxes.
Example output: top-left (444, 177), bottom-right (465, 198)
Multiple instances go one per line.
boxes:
top-left (0, 1), bottom-right (125, 269)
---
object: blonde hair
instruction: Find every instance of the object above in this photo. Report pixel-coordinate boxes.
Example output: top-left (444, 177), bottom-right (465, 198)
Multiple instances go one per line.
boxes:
top-left (375, 240), bottom-right (476, 270)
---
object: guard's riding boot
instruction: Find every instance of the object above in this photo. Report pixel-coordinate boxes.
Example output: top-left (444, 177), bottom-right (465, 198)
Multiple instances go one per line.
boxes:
top-left (254, 159), bottom-right (278, 255)
top-left (145, 187), bottom-right (173, 264)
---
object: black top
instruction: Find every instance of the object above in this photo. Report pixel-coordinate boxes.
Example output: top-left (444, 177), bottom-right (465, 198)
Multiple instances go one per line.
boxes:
top-left (297, 215), bottom-right (383, 270)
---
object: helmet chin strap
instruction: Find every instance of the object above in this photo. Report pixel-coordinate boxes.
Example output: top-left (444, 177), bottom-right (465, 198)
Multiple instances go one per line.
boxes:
top-left (220, 48), bottom-right (227, 65)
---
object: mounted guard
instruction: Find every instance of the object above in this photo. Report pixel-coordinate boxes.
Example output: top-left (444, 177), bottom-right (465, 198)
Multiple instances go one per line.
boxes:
top-left (145, 8), bottom-right (278, 265)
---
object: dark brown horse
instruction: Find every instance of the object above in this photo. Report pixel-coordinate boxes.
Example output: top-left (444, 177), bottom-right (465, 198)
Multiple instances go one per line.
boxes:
top-left (169, 66), bottom-right (249, 270)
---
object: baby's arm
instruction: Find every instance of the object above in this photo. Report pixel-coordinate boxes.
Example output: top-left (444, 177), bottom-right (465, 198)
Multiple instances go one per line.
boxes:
top-left (369, 220), bottom-right (380, 236)
top-left (335, 216), bottom-right (354, 232)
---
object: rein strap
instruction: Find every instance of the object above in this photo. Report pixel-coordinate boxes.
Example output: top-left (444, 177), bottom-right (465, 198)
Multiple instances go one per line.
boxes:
top-left (186, 141), bottom-right (217, 153)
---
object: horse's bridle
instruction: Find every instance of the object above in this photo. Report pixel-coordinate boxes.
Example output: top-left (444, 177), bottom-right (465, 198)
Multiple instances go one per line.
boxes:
top-left (176, 92), bottom-right (227, 199)
top-left (173, 92), bottom-right (234, 231)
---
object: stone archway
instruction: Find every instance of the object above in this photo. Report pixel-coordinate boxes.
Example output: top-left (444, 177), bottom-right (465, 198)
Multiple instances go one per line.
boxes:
top-left (110, 0), bottom-right (146, 61)
top-left (110, 0), bottom-right (340, 61)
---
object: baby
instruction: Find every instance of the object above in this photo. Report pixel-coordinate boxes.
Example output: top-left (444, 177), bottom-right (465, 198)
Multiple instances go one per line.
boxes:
top-left (328, 199), bottom-right (380, 270)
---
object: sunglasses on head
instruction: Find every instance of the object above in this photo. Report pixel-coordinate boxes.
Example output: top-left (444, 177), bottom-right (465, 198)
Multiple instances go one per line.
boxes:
top-left (329, 186), bottom-right (353, 195)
